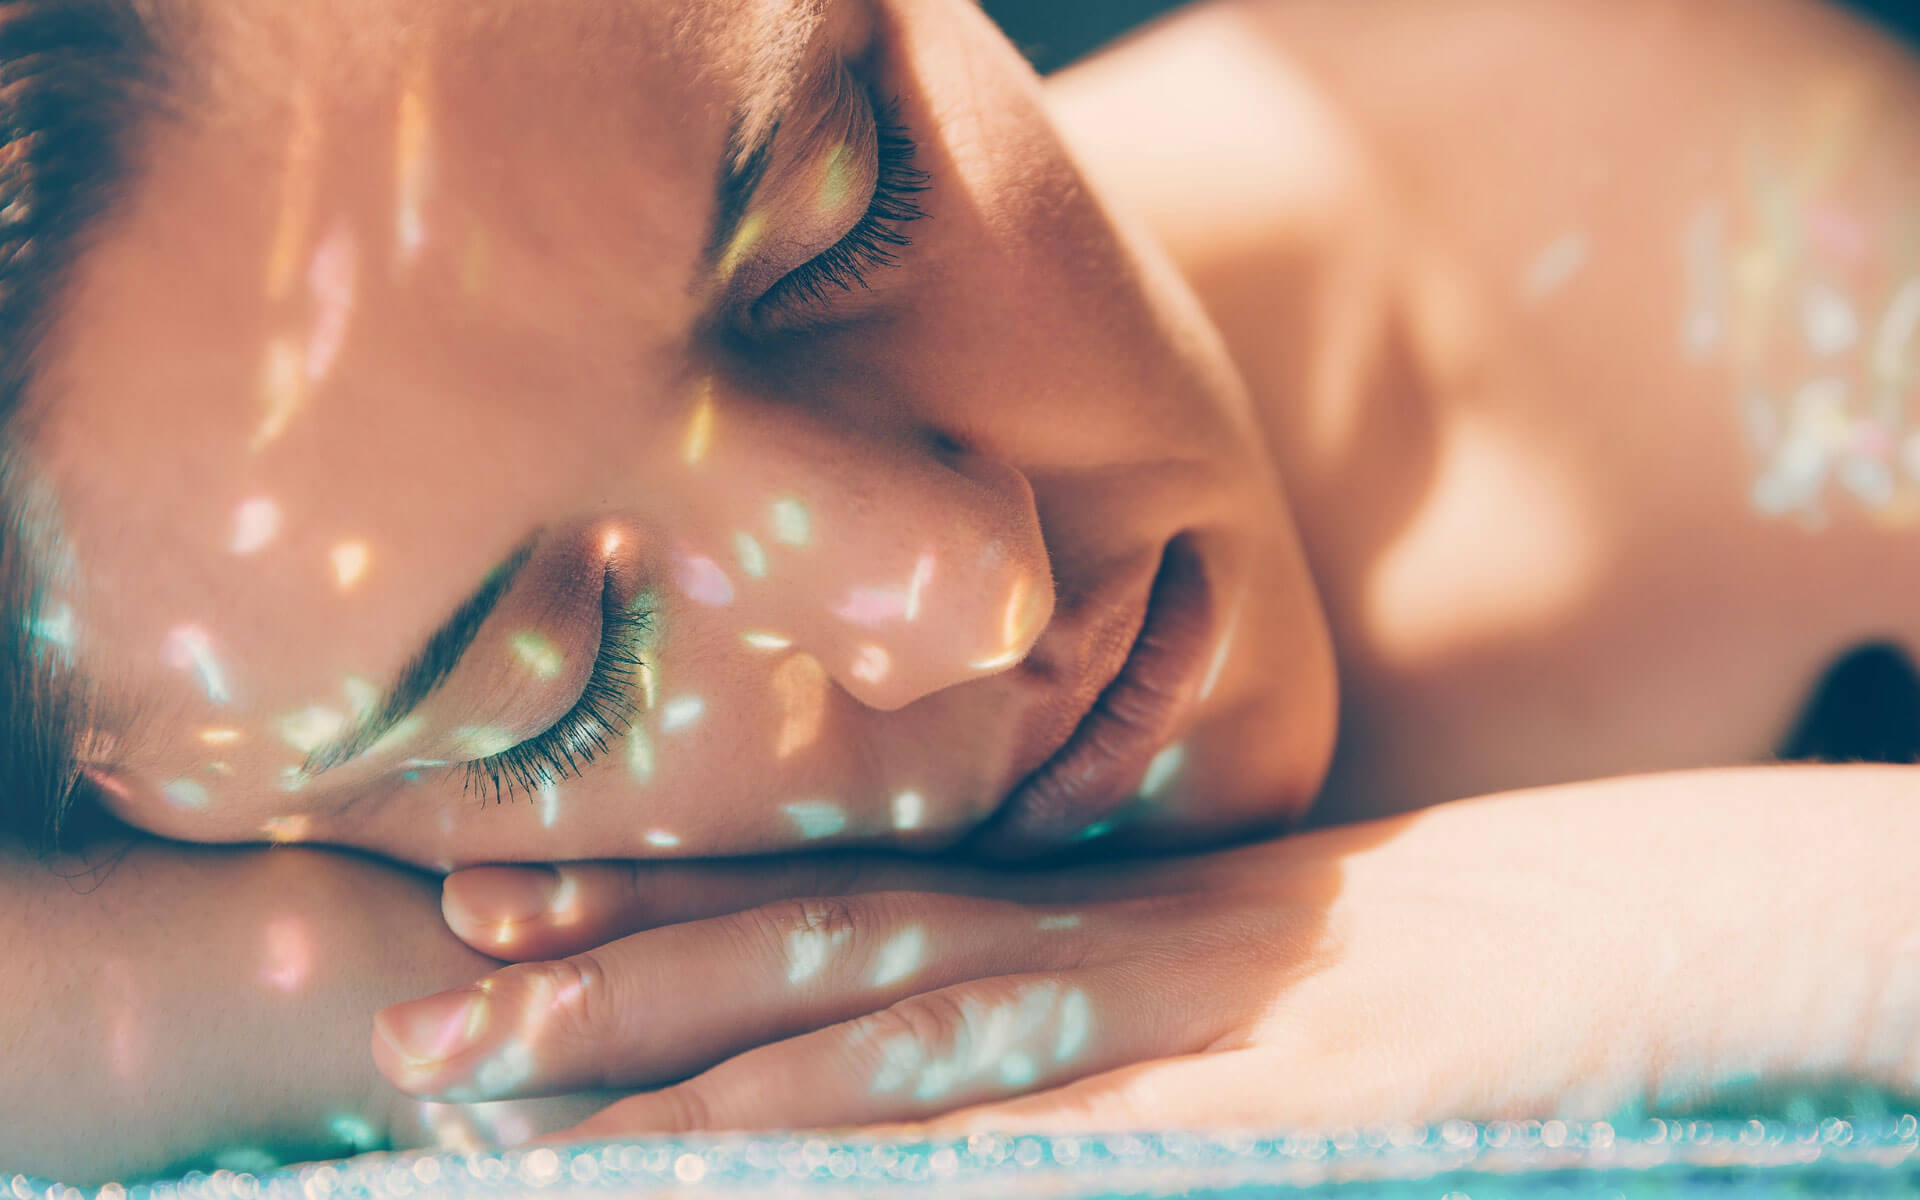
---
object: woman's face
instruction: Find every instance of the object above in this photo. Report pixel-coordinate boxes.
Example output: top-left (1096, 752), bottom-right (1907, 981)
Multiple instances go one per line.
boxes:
top-left (36, 0), bottom-right (1337, 867)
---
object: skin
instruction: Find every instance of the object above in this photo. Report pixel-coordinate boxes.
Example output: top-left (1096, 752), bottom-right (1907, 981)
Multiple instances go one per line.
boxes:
top-left (32, 0), bottom-right (1338, 868)
top-left (9, 0), bottom-right (1920, 1176)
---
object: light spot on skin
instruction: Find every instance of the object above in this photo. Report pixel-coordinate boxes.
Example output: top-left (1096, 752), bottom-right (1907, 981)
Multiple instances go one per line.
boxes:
top-left (1138, 743), bottom-right (1187, 800)
top-left (537, 780), bottom-right (561, 829)
top-left (204, 761), bottom-right (234, 777)
top-left (733, 532), bottom-right (769, 579)
top-left (1199, 592), bottom-right (1245, 702)
top-left (199, 728), bottom-right (243, 747)
top-left (278, 706), bottom-right (347, 755)
top-left (331, 541), bottom-right (372, 590)
top-left (264, 87), bottom-right (319, 300)
top-left (367, 714), bottom-right (426, 759)
top-left (305, 222), bottom-right (360, 382)
top-left (262, 814), bottom-right (311, 843)
top-left (251, 336), bottom-right (307, 451)
top-left (229, 497), bottom-right (283, 555)
top-left (599, 528), bottom-right (625, 560)
top-left (1054, 988), bottom-right (1092, 1063)
top-left (773, 653), bottom-right (829, 758)
top-left (644, 829), bottom-right (680, 848)
top-left (891, 790), bottom-right (924, 831)
top-left (26, 603), bottom-right (76, 655)
top-left (871, 1034), bottom-right (925, 1095)
top-left (1036, 914), bottom-right (1083, 932)
top-left (674, 553), bottom-right (735, 607)
top-left (660, 696), bottom-right (705, 732)
top-left (625, 726), bottom-right (655, 782)
top-left (637, 660), bottom-right (659, 711)
top-left (785, 923), bottom-right (850, 985)
top-left (682, 382), bottom-right (716, 466)
top-left (851, 643), bottom-right (892, 685)
top-left (262, 916), bottom-right (312, 994)
top-left (1075, 821), bottom-right (1115, 843)
top-left (162, 779), bottom-right (211, 811)
top-left (342, 676), bottom-right (381, 719)
top-left (972, 575), bottom-right (1047, 670)
top-left (998, 1052), bottom-right (1038, 1089)
top-left (817, 141), bottom-right (856, 213)
top-left (870, 926), bottom-right (926, 988)
top-left (742, 630), bottom-right (793, 651)
top-left (905, 552), bottom-right (936, 621)
top-left (394, 66), bottom-right (432, 269)
top-left (1522, 231), bottom-right (1588, 302)
top-left (1802, 281), bottom-right (1860, 356)
top-left (453, 726), bottom-right (515, 758)
top-left (834, 587), bottom-right (908, 626)
top-left (769, 496), bottom-right (812, 547)
top-left (278, 766), bottom-right (311, 794)
top-left (716, 211), bottom-right (768, 284)
top-left (327, 1113), bottom-right (380, 1153)
top-left (783, 800), bottom-right (847, 840)
top-left (510, 631), bottom-right (564, 680)
top-left (471, 1042), bottom-right (534, 1101)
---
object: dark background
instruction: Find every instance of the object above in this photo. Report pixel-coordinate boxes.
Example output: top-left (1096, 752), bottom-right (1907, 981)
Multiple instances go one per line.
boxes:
top-left (981, 0), bottom-right (1920, 75)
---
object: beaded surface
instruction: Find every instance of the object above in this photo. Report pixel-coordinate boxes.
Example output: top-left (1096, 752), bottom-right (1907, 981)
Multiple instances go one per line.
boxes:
top-left (16, 1117), bottom-right (1920, 1200)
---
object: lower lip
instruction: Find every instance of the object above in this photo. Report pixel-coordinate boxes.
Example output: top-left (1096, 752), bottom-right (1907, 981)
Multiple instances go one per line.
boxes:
top-left (978, 536), bottom-right (1215, 856)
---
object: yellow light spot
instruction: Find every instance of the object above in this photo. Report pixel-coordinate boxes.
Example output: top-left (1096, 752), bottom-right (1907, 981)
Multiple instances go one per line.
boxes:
top-left (682, 380), bottom-right (716, 466)
top-left (278, 706), bottom-right (347, 755)
top-left (262, 814), bottom-right (311, 844)
top-left (199, 728), bottom-right (243, 747)
top-left (331, 541), bottom-right (371, 590)
top-left (252, 336), bottom-right (307, 450)
top-left (626, 726), bottom-right (655, 783)
top-left (264, 87), bottom-right (319, 300)
top-left (511, 631), bottom-right (565, 680)
top-left (600, 528), bottom-right (625, 559)
top-left (1001, 576), bottom-right (1032, 648)
top-left (818, 142), bottom-right (856, 213)
top-left (773, 653), bottom-right (829, 759)
top-left (717, 211), bottom-right (768, 283)
top-left (742, 630), bottom-right (793, 651)
top-left (637, 659), bottom-right (658, 711)
top-left (394, 62), bottom-right (432, 270)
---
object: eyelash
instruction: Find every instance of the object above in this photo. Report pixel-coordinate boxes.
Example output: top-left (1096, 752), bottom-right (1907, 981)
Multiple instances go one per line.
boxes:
top-left (753, 93), bottom-right (930, 319)
top-left (463, 571), bottom-right (651, 803)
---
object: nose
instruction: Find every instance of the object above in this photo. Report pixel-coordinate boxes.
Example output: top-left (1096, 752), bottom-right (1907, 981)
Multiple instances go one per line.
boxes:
top-left (660, 386), bottom-right (1054, 711)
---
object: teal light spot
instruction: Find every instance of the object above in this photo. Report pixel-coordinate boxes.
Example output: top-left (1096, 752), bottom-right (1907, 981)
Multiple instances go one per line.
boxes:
top-left (211, 1146), bottom-right (281, 1173)
top-left (870, 926), bottom-right (926, 988)
top-left (327, 1112), bottom-right (381, 1152)
top-left (1139, 743), bottom-right (1187, 799)
top-left (163, 779), bottom-right (211, 810)
top-left (783, 800), bottom-right (847, 840)
top-left (770, 497), bottom-right (812, 547)
top-left (1075, 820), bottom-right (1115, 842)
top-left (660, 696), bottom-right (705, 732)
top-left (733, 532), bottom-right (769, 579)
top-left (1036, 914), bottom-right (1083, 932)
top-left (510, 631), bottom-right (565, 680)
top-left (1054, 988), bottom-right (1092, 1063)
top-left (998, 1051), bottom-right (1038, 1089)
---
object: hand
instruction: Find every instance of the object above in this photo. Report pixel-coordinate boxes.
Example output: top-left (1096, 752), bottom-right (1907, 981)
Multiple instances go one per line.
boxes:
top-left (371, 768), bottom-right (1913, 1137)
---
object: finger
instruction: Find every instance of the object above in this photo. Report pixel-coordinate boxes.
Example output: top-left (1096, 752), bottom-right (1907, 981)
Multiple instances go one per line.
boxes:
top-left (375, 890), bottom-right (1106, 1104)
top-left (551, 964), bottom-right (1205, 1138)
top-left (441, 853), bottom-right (1140, 962)
top-left (913, 1051), bottom-right (1272, 1133)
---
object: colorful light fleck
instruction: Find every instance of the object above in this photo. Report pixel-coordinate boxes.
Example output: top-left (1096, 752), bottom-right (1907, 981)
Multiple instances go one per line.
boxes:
top-left (262, 814), bottom-right (311, 844)
top-left (625, 726), bottom-right (655, 783)
top-left (660, 696), bottom-right (705, 732)
top-left (785, 922), bottom-right (850, 986)
top-left (162, 625), bottom-right (233, 705)
top-left (644, 829), bottom-right (680, 848)
top-left (850, 643), bottom-right (892, 685)
top-left (638, 659), bottom-right (659, 711)
top-left (971, 575), bottom-right (1044, 671)
top-left (1522, 231), bottom-right (1588, 303)
top-left (326, 1114), bottom-right (380, 1154)
top-left (537, 780), bottom-right (561, 829)
top-left (229, 497), bottom-right (283, 555)
top-left (306, 223), bottom-right (360, 382)
top-left (905, 552), bottom-right (935, 621)
top-left (834, 586), bottom-right (908, 626)
top-left (674, 553), bottom-right (735, 607)
top-left (818, 142), bottom-right (856, 213)
top-left (394, 67), bottom-right (432, 269)
top-left (511, 631), bottom-right (565, 680)
top-left (1138, 743), bottom-right (1187, 800)
top-left (26, 602), bottom-right (75, 653)
top-left (199, 727), bottom-right (243, 747)
top-left (769, 496), bottom-right (812, 547)
top-left (891, 790), bottom-right (924, 831)
top-left (869, 926), bottom-right (926, 988)
top-left (1801, 280), bottom-right (1859, 356)
top-left (682, 382), bottom-right (717, 466)
top-left (716, 211), bottom-right (768, 284)
top-left (1199, 592), bottom-right (1245, 702)
top-left (162, 778), bottom-right (211, 810)
top-left (782, 800), bottom-right (846, 840)
top-left (367, 714), bottom-right (426, 759)
top-left (264, 87), bottom-right (319, 300)
top-left (733, 531), bottom-right (769, 579)
top-left (278, 766), bottom-right (311, 794)
top-left (742, 630), bottom-right (793, 651)
top-left (1036, 914), bottom-right (1083, 932)
top-left (331, 540), bottom-right (372, 590)
top-left (278, 705), bottom-right (347, 755)
top-left (251, 336), bottom-right (307, 451)
top-left (454, 726), bottom-right (514, 758)
top-left (1054, 988), bottom-right (1092, 1062)
top-left (773, 653), bottom-right (829, 758)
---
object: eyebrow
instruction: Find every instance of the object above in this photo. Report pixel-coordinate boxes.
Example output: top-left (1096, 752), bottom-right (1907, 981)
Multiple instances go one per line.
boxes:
top-left (306, 536), bottom-right (539, 775)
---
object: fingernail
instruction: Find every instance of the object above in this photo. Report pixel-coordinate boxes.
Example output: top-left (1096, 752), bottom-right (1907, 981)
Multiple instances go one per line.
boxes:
top-left (443, 866), bottom-right (562, 935)
top-left (375, 989), bottom-right (490, 1068)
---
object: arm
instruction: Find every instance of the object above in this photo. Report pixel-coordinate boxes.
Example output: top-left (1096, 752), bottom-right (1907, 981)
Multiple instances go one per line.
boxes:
top-left (0, 837), bottom-right (500, 1183)
top-left (370, 763), bottom-right (1920, 1132)
top-left (1044, 0), bottom-right (1920, 824)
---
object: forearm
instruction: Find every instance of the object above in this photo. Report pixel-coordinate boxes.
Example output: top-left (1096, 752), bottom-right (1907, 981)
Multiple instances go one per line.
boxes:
top-left (0, 838), bottom-right (495, 1183)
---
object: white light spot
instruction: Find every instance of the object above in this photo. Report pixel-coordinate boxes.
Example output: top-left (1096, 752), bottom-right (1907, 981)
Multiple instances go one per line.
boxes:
top-left (851, 643), bottom-right (892, 684)
top-left (1036, 914), bottom-right (1083, 932)
top-left (742, 630), bottom-right (793, 651)
top-left (331, 541), bottom-right (372, 590)
top-left (786, 924), bottom-right (850, 985)
top-left (1138, 743), bottom-right (1186, 799)
top-left (733, 532), bottom-right (769, 580)
top-left (277, 706), bottom-right (347, 755)
top-left (644, 829), bottom-right (680, 848)
top-left (891, 790), bottom-right (925, 831)
top-left (1802, 281), bottom-right (1860, 357)
top-left (1055, 988), bottom-right (1092, 1063)
top-left (660, 696), bottom-right (705, 732)
top-left (870, 926), bottom-right (927, 988)
top-left (230, 498), bottom-right (283, 555)
top-left (163, 779), bottom-right (211, 810)
top-left (537, 780), bottom-right (561, 828)
top-left (770, 497), bottom-right (812, 547)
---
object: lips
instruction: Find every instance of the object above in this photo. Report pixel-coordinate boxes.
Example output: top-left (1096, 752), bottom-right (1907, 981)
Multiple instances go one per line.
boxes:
top-left (973, 535), bottom-right (1214, 857)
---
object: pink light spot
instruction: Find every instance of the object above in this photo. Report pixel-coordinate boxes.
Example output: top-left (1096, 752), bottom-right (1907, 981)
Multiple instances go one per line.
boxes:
top-left (1806, 206), bottom-right (1869, 263)
top-left (306, 223), bottom-right (360, 383)
top-left (262, 916), bottom-right (313, 993)
top-left (834, 587), bottom-right (908, 626)
top-left (230, 497), bottom-right (283, 555)
top-left (674, 553), bottom-right (735, 607)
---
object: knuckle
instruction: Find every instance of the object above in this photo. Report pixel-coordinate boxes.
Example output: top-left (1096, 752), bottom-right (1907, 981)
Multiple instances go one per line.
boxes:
top-left (516, 951), bottom-right (620, 1066)
top-left (649, 1082), bottom-right (716, 1134)
top-left (861, 988), bottom-right (970, 1060)
top-left (743, 895), bottom-right (868, 983)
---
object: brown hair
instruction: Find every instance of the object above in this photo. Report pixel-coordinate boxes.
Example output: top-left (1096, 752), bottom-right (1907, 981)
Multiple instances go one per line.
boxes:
top-left (0, 0), bottom-right (163, 849)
